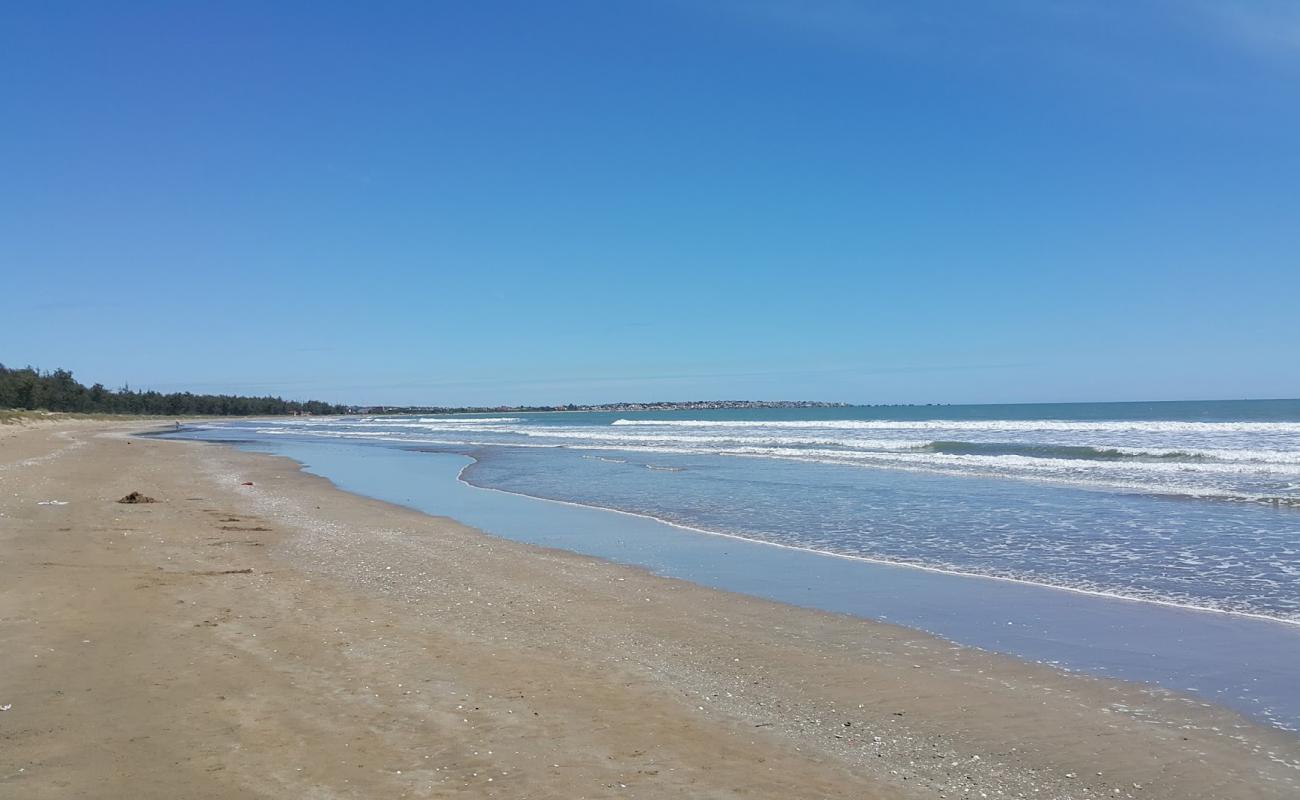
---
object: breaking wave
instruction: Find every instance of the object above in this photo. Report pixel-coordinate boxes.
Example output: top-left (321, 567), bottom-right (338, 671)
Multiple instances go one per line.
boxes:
top-left (612, 418), bottom-right (1300, 434)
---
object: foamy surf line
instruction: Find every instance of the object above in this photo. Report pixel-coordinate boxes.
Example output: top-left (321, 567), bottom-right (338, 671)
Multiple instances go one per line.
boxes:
top-left (241, 426), bottom-right (1300, 506)
top-left (267, 424), bottom-right (1300, 467)
top-left (451, 458), bottom-right (1300, 629)
top-left (612, 418), bottom-right (1300, 433)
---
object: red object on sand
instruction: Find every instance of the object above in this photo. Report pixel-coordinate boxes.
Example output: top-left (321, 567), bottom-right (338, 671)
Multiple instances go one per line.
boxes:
top-left (241, 481), bottom-right (254, 486)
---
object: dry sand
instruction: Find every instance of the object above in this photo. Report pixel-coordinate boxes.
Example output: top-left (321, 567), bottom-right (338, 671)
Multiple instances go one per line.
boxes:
top-left (1, 420), bottom-right (1297, 799)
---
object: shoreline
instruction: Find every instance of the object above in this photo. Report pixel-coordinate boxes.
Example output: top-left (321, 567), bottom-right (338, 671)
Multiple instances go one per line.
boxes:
top-left (3, 420), bottom-right (1299, 798)
top-left (248, 438), bottom-right (1300, 734)
top-left (450, 454), bottom-right (1300, 629)
top-left (179, 433), bottom-right (1300, 745)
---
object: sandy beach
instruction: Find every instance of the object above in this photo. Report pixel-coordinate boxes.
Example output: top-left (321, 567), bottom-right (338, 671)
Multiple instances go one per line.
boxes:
top-left (2, 420), bottom-right (1297, 799)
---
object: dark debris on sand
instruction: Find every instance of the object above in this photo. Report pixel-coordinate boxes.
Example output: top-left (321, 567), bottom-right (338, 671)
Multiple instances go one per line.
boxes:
top-left (117, 491), bottom-right (158, 504)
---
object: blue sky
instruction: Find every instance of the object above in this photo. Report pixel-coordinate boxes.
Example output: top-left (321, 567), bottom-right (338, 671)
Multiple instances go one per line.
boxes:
top-left (3, 1), bottom-right (1298, 406)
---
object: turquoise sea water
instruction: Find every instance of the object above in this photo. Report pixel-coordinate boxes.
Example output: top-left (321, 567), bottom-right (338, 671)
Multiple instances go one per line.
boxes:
top-left (162, 399), bottom-right (1300, 730)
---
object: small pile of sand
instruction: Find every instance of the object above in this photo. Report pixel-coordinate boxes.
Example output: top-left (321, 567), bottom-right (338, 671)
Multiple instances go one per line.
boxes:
top-left (117, 491), bottom-right (157, 504)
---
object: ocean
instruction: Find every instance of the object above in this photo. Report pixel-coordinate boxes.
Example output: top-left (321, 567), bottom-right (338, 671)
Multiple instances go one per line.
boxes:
top-left (191, 400), bottom-right (1300, 621)
top-left (165, 399), bottom-right (1300, 730)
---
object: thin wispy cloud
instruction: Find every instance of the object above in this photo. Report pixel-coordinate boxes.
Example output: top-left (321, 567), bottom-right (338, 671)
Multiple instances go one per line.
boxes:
top-left (1195, 0), bottom-right (1300, 59)
top-left (698, 0), bottom-right (1300, 84)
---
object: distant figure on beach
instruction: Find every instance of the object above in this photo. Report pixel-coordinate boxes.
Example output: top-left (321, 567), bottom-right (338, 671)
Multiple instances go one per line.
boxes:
top-left (175, 422), bottom-right (181, 430)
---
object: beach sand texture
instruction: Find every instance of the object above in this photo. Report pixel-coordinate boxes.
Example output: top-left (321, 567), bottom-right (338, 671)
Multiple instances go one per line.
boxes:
top-left (2, 420), bottom-right (1297, 798)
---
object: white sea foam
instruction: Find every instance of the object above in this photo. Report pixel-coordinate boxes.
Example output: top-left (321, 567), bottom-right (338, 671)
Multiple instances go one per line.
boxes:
top-left (510, 428), bottom-right (937, 449)
top-left (611, 418), bottom-right (1300, 434)
top-left (512, 430), bottom-right (1300, 466)
top-left (259, 422), bottom-right (1300, 464)
top-left (348, 422), bottom-right (520, 433)
top-left (242, 411), bottom-right (1300, 503)
top-left (339, 417), bottom-right (522, 425)
top-left (410, 417), bottom-right (522, 424)
top-left (714, 446), bottom-right (1300, 475)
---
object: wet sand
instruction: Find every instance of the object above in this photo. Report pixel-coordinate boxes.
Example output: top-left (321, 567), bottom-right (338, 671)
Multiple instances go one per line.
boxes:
top-left (2, 420), bottom-right (1297, 798)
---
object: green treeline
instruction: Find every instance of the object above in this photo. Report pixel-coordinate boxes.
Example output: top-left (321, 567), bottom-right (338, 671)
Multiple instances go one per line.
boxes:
top-left (0, 364), bottom-right (347, 416)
